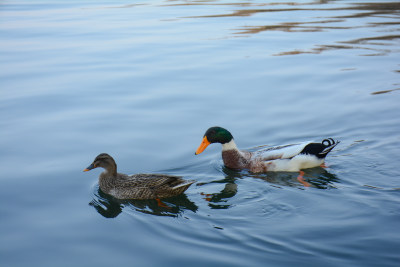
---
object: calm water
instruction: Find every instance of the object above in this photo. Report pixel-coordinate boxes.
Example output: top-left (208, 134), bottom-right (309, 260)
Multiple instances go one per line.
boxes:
top-left (1, 0), bottom-right (400, 266)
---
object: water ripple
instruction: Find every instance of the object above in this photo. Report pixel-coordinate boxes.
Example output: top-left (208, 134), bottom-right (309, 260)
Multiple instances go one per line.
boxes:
top-left (175, 1), bottom-right (400, 57)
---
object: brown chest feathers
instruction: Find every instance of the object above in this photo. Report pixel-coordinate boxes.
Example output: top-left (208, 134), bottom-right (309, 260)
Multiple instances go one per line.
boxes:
top-left (222, 149), bottom-right (251, 169)
top-left (222, 149), bottom-right (276, 173)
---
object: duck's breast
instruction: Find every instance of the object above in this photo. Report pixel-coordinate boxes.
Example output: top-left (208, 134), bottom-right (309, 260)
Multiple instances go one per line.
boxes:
top-left (222, 149), bottom-right (251, 169)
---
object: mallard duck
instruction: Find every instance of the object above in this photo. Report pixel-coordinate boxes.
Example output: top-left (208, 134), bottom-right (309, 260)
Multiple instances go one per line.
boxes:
top-left (83, 153), bottom-right (194, 200)
top-left (195, 126), bottom-right (339, 173)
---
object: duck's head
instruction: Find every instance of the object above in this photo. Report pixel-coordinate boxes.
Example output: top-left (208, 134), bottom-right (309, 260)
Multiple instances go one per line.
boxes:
top-left (195, 126), bottom-right (233, 155)
top-left (83, 153), bottom-right (116, 172)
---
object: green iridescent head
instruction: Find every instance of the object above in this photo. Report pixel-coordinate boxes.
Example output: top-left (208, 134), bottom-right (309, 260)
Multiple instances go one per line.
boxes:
top-left (195, 126), bottom-right (234, 155)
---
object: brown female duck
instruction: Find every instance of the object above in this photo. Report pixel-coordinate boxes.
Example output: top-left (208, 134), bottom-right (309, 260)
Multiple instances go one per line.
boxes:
top-left (84, 153), bottom-right (194, 200)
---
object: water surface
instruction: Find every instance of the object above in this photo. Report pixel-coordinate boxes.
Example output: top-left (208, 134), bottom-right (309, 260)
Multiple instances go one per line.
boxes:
top-left (1, 0), bottom-right (400, 266)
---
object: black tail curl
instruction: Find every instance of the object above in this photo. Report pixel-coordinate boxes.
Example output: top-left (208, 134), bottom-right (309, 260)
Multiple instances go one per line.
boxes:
top-left (300, 138), bottom-right (340, 158)
top-left (322, 138), bottom-right (337, 147)
top-left (320, 138), bottom-right (340, 156)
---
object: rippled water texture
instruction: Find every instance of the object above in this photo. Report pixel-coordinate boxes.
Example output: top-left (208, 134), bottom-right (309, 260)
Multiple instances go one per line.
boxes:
top-left (1, 0), bottom-right (399, 266)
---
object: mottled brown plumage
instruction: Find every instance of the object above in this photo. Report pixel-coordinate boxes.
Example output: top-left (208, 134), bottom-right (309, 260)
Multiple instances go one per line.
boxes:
top-left (84, 153), bottom-right (194, 200)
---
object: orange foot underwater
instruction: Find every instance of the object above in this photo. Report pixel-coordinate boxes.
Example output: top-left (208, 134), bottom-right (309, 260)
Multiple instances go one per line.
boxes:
top-left (200, 192), bottom-right (213, 202)
top-left (297, 171), bottom-right (311, 187)
top-left (156, 198), bottom-right (171, 209)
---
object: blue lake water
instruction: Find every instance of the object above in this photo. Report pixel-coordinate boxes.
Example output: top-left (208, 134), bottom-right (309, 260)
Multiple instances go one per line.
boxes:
top-left (1, 0), bottom-right (400, 266)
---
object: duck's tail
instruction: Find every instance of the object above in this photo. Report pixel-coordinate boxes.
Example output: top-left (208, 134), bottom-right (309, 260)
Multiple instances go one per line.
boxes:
top-left (172, 180), bottom-right (195, 191)
top-left (320, 138), bottom-right (340, 157)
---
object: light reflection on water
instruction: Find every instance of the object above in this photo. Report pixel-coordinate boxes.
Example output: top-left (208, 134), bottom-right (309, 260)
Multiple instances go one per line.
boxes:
top-left (179, 1), bottom-right (400, 56)
top-left (1, 0), bottom-right (400, 266)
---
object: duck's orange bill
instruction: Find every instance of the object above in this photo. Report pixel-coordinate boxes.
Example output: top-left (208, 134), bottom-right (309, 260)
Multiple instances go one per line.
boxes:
top-left (83, 163), bottom-right (95, 172)
top-left (195, 136), bottom-right (211, 155)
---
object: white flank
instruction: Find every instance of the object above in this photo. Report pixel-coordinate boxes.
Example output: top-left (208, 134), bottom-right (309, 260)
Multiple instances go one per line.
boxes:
top-left (270, 154), bottom-right (324, 172)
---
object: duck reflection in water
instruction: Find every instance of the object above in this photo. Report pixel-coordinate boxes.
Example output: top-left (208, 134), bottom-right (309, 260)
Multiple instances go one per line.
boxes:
top-left (199, 165), bottom-right (339, 209)
top-left (199, 174), bottom-right (238, 209)
top-left (89, 185), bottom-right (198, 218)
top-left (246, 166), bottom-right (340, 189)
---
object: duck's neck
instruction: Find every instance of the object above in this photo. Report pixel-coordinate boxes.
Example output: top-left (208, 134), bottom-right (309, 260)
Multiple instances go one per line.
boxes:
top-left (221, 139), bottom-right (239, 151)
top-left (221, 139), bottom-right (249, 169)
top-left (99, 165), bottom-right (117, 191)
top-left (102, 166), bottom-right (117, 177)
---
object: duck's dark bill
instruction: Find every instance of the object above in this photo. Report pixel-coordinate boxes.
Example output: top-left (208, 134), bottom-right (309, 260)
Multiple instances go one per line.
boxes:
top-left (195, 136), bottom-right (211, 155)
top-left (83, 163), bottom-right (95, 172)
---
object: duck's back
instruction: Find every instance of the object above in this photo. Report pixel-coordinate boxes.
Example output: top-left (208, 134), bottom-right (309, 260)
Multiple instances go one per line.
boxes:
top-left (254, 142), bottom-right (310, 161)
top-left (102, 173), bottom-right (193, 200)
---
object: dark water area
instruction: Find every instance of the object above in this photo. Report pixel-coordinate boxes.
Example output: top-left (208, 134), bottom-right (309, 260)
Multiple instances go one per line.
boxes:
top-left (1, 0), bottom-right (399, 266)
